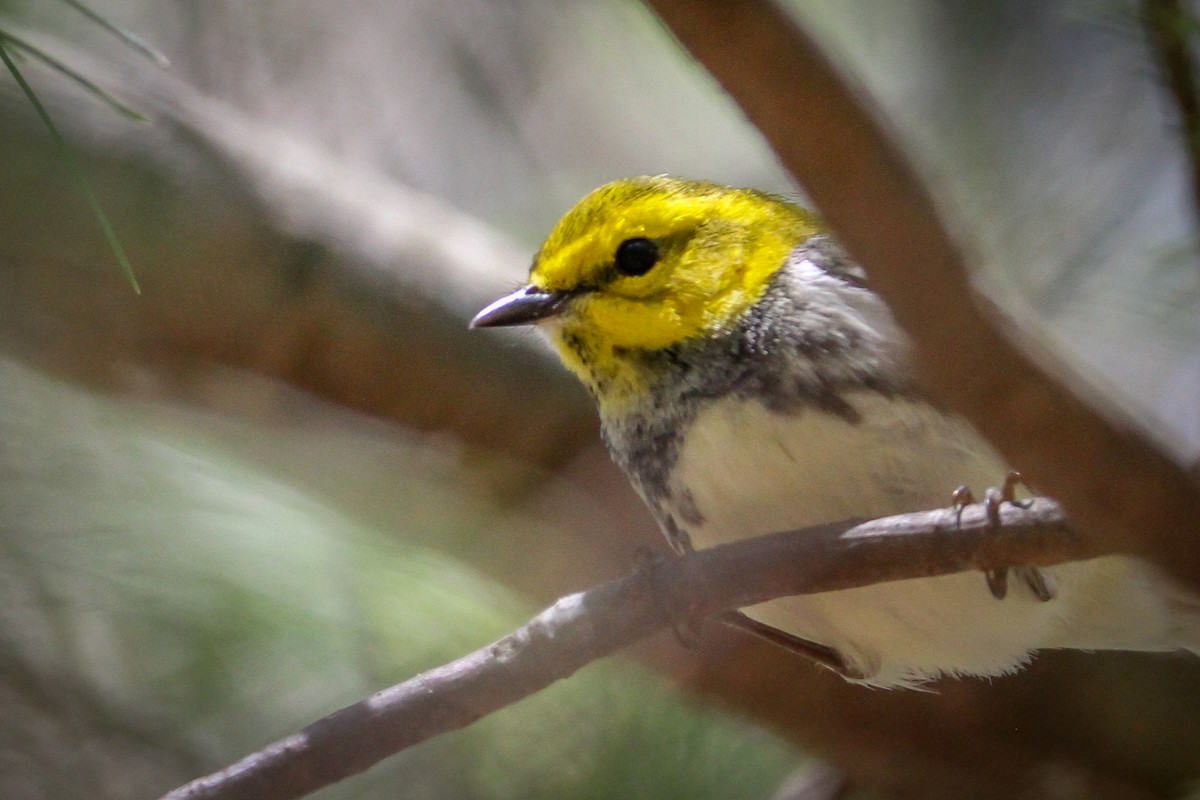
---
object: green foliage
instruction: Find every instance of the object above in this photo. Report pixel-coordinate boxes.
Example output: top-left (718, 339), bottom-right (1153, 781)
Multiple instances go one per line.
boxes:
top-left (0, 0), bottom-right (167, 293)
top-left (0, 360), bottom-right (802, 799)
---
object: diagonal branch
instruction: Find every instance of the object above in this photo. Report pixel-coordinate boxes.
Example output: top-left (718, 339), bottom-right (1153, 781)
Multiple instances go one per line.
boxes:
top-left (1142, 0), bottom-right (1200, 231)
top-left (159, 498), bottom-right (1085, 800)
top-left (642, 0), bottom-right (1200, 589)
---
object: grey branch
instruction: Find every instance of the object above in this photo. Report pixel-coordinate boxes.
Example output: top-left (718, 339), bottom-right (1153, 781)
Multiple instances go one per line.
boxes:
top-left (159, 498), bottom-right (1086, 800)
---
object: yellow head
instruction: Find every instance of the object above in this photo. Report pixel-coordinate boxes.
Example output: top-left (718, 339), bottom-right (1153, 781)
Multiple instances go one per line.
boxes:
top-left (471, 176), bottom-right (820, 409)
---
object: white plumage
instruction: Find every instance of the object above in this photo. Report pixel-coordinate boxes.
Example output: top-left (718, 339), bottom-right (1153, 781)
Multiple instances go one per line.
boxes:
top-left (668, 393), bottom-right (1198, 687)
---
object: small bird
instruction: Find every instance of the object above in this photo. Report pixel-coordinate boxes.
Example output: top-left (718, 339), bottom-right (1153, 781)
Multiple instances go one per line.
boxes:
top-left (471, 176), bottom-right (1199, 687)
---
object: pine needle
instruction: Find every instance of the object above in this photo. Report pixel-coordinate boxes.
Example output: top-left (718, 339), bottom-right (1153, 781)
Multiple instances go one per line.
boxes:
top-left (55, 0), bottom-right (170, 68)
top-left (0, 39), bottom-right (141, 294)
top-left (0, 29), bottom-right (148, 121)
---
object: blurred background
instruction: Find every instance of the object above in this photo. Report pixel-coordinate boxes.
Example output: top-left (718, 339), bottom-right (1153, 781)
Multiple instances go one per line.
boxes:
top-left (0, 1), bottom-right (1198, 798)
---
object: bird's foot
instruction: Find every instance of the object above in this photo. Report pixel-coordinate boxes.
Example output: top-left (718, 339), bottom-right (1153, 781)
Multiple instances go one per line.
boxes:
top-left (953, 472), bottom-right (1054, 602)
top-left (632, 546), bottom-right (706, 649)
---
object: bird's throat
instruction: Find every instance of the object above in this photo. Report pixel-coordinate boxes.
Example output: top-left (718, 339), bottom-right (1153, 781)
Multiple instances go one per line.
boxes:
top-left (544, 322), bottom-right (666, 414)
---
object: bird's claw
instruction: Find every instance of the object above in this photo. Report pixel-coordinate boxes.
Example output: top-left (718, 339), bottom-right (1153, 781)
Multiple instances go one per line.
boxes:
top-left (1000, 470), bottom-right (1033, 508)
top-left (985, 567), bottom-right (1009, 599)
top-left (954, 472), bottom-right (1053, 603)
top-left (632, 546), bottom-right (706, 649)
top-left (951, 484), bottom-right (974, 527)
top-left (1015, 565), bottom-right (1056, 602)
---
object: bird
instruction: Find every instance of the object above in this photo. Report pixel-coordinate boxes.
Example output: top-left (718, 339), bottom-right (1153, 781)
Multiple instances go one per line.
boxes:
top-left (470, 175), bottom-right (1200, 688)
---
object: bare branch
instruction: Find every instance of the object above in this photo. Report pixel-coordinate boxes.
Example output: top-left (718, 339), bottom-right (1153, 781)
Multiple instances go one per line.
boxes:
top-left (642, 0), bottom-right (1200, 589)
top-left (159, 498), bottom-right (1084, 800)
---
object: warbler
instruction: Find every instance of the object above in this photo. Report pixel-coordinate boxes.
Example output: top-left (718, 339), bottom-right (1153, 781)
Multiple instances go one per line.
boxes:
top-left (471, 175), bottom-right (1200, 687)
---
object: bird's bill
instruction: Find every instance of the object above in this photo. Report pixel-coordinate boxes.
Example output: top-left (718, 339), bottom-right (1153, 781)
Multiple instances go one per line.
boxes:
top-left (469, 285), bottom-right (570, 328)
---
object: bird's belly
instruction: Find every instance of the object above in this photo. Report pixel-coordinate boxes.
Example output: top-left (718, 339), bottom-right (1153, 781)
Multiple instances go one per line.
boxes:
top-left (664, 393), bottom-right (1182, 686)
top-left (669, 392), bottom-right (1005, 542)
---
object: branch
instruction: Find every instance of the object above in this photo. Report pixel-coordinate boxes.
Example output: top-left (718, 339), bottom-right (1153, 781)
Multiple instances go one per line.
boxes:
top-left (159, 498), bottom-right (1085, 800)
top-left (1142, 0), bottom-right (1200, 230)
top-left (642, 0), bottom-right (1200, 590)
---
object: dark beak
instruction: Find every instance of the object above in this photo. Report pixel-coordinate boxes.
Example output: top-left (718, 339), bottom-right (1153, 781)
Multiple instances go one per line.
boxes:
top-left (469, 285), bottom-right (571, 329)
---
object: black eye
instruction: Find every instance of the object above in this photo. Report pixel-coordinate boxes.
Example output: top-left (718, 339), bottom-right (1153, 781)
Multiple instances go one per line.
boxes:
top-left (614, 237), bottom-right (660, 277)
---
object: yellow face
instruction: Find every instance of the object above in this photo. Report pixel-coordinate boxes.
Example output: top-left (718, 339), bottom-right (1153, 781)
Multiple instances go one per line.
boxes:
top-left (472, 176), bottom-right (820, 407)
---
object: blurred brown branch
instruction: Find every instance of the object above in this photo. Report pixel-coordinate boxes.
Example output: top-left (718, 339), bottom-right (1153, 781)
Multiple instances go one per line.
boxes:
top-left (643, 0), bottom-right (1200, 590)
top-left (159, 497), bottom-right (1084, 800)
top-left (1143, 0), bottom-right (1200, 230)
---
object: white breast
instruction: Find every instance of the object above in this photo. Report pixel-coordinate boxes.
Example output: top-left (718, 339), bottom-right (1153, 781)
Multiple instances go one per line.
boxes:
top-left (668, 393), bottom-right (1191, 687)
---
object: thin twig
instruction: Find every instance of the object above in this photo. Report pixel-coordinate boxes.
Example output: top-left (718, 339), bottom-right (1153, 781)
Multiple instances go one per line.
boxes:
top-left (159, 498), bottom-right (1085, 800)
top-left (642, 0), bottom-right (1200, 590)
